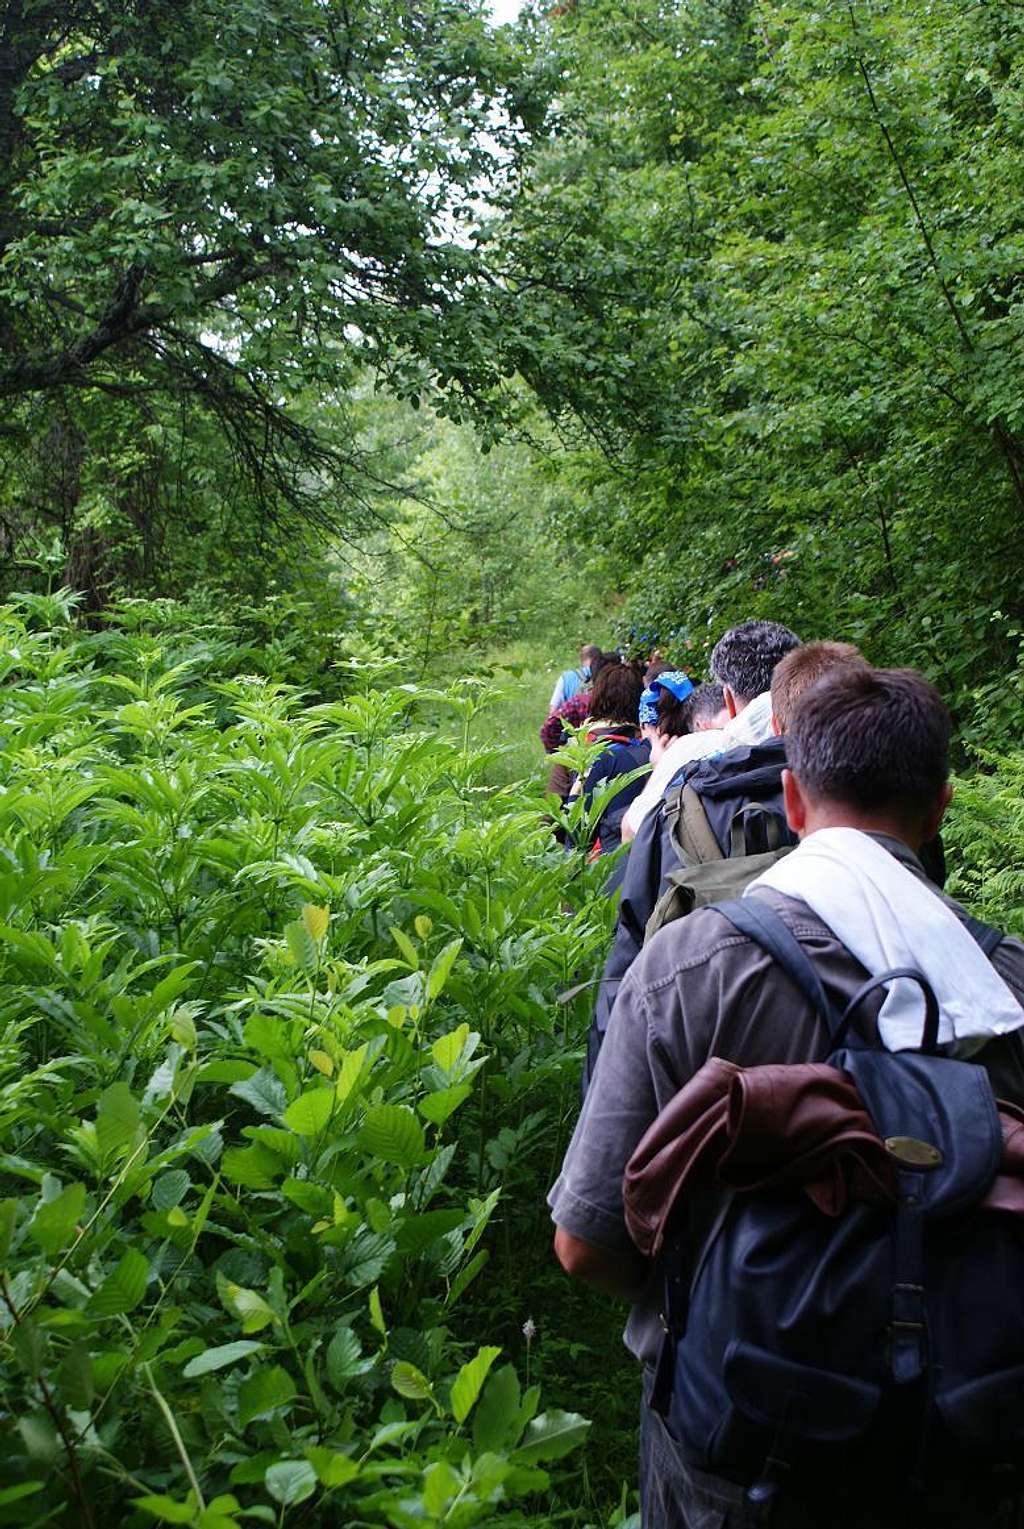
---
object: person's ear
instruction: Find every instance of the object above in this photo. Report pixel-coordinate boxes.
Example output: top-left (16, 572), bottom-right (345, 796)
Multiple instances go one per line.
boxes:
top-left (722, 685), bottom-right (738, 719)
top-left (922, 782), bottom-right (954, 842)
top-left (782, 768), bottom-right (808, 835)
top-left (770, 713), bottom-right (782, 736)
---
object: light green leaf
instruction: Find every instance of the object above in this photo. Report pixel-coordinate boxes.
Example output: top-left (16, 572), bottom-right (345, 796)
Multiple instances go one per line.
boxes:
top-left (0, 1198), bottom-right (17, 1261)
top-left (358, 1104), bottom-right (424, 1167)
top-left (285, 919), bottom-right (317, 974)
top-left (418, 1083), bottom-right (472, 1127)
top-left (391, 1360), bottom-right (433, 1402)
top-left (29, 1182), bottom-right (85, 1255)
top-left (430, 1023), bottom-right (470, 1072)
top-left (302, 903), bottom-right (330, 942)
top-left (450, 1345), bottom-right (501, 1424)
top-left (390, 925), bottom-right (420, 969)
top-left (283, 1087), bottom-right (335, 1137)
top-left (426, 938), bottom-right (462, 1001)
top-left (220, 1280), bottom-right (278, 1334)
top-left (132, 1495), bottom-right (197, 1524)
top-left (305, 1447), bottom-right (360, 1488)
top-left (265, 1459), bottom-right (317, 1506)
top-left (183, 1340), bottom-right (264, 1378)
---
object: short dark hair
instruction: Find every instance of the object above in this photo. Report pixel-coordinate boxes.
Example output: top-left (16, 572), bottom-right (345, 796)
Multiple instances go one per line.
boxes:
top-left (710, 619), bottom-right (801, 703)
top-left (687, 681), bottom-right (725, 729)
top-left (771, 641), bottom-right (867, 732)
top-left (581, 644), bottom-right (603, 664)
top-left (787, 667), bottom-right (951, 814)
top-left (587, 660), bottom-right (644, 727)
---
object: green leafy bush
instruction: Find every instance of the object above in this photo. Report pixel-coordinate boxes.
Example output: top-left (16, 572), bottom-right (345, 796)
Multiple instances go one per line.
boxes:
top-left (0, 595), bottom-right (610, 1525)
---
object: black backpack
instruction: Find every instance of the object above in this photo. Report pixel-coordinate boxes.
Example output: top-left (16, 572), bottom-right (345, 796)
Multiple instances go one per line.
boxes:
top-left (644, 896), bottom-right (1024, 1521)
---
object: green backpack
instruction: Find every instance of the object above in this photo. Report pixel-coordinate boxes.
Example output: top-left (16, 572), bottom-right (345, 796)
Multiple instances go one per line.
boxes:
top-left (643, 786), bottom-right (794, 942)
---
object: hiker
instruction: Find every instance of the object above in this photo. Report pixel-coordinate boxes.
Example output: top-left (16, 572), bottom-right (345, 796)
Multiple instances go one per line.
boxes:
top-left (622, 680), bottom-right (729, 842)
top-left (541, 651), bottom-right (614, 811)
top-left (549, 643), bottom-right (603, 713)
top-left (566, 661), bottom-right (649, 858)
top-left (584, 620), bottom-right (803, 1085)
top-left (550, 665), bottom-right (1024, 1528)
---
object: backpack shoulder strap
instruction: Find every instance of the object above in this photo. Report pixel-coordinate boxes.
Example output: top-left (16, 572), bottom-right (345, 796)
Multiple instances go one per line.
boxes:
top-left (665, 783), bottom-right (722, 866)
top-left (963, 911), bottom-right (1004, 957)
top-left (713, 896), bottom-right (842, 1038)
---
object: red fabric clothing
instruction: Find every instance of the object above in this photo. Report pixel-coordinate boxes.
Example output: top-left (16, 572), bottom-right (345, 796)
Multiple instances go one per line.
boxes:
top-left (540, 690), bottom-right (591, 754)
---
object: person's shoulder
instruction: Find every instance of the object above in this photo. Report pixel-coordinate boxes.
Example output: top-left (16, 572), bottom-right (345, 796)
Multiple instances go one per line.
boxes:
top-left (633, 890), bottom-right (828, 990)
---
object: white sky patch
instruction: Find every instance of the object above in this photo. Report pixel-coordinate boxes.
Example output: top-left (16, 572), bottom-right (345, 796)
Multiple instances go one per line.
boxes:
top-left (487, 0), bottom-right (524, 23)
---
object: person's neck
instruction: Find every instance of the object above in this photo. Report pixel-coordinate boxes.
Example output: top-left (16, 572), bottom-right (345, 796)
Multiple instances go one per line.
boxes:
top-left (800, 810), bottom-right (923, 854)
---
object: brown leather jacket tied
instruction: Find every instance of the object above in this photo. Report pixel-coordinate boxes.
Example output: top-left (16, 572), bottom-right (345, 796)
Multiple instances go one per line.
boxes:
top-left (624, 1055), bottom-right (1024, 1259)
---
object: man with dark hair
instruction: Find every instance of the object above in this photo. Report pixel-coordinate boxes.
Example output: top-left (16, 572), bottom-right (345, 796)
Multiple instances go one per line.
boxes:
top-left (710, 618), bottom-right (801, 741)
top-left (551, 666), bottom-right (1024, 1528)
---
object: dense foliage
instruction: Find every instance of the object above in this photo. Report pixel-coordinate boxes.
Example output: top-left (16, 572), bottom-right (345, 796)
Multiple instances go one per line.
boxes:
top-left (489, 0), bottom-right (1024, 730)
top-left (0, 592), bottom-right (628, 1527)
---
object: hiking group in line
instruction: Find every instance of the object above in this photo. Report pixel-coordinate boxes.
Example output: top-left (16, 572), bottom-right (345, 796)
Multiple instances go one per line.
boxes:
top-left (540, 622), bottom-right (1024, 1528)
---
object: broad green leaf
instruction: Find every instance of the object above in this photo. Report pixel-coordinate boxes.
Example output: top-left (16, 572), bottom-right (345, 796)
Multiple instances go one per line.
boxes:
top-left (334, 1043), bottom-right (368, 1107)
top-left (152, 1170), bottom-right (190, 1212)
top-left (183, 1340), bottom-right (263, 1378)
top-left (391, 1360), bottom-right (433, 1402)
top-left (513, 1409), bottom-right (591, 1465)
top-left (95, 1082), bottom-right (141, 1160)
top-left (219, 1280), bottom-right (278, 1334)
top-left (12, 1319), bottom-right (44, 1378)
top-left (422, 1459), bottom-right (459, 1516)
top-left (326, 1326), bottom-right (368, 1391)
top-left (302, 903), bottom-right (330, 942)
top-left (473, 1363), bottom-right (522, 1454)
top-left (238, 1364), bottom-right (297, 1427)
top-left (305, 1447), bottom-right (360, 1488)
top-left (358, 1104), bottom-right (424, 1167)
top-left (265, 1460), bottom-right (317, 1506)
top-left (230, 1067), bottom-right (287, 1119)
top-left (430, 1023), bottom-right (470, 1072)
top-left (418, 1084), bottom-right (472, 1127)
top-left (283, 1087), bottom-right (335, 1137)
top-left (450, 1345), bottom-right (501, 1424)
top-left (426, 938), bottom-right (463, 1001)
top-left (29, 1182), bottom-right (86, 1255)
top-left (285, 919), bottom-right (318, 973)
top-left (86, 1248), bottom-right (149, 1317)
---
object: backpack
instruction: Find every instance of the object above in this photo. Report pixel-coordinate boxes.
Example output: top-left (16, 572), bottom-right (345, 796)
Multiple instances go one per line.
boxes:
top-left (643, 784), bottom-right (794, 941)
top-left (643, 896), bottom-right (1024, 1517)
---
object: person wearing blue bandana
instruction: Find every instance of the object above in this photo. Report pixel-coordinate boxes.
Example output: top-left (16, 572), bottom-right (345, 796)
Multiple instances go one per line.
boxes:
top-left (622, 673), bottom-right (729, 842)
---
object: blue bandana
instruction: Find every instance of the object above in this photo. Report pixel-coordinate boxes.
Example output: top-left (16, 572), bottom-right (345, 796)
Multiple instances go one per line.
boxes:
top-left (639, 687), bottom-right (660, 726)
top-left (650, 670), bottom-right (694, 703)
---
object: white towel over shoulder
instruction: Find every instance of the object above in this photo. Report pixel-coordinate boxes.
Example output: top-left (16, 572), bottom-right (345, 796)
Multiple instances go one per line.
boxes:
top-left (746, 827), bottom-right (1024, 1051)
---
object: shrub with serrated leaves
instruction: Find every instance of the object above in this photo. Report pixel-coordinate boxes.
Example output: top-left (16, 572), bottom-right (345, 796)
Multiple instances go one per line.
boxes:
top-left (0, 594), bottom-right (609, 1526)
